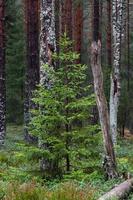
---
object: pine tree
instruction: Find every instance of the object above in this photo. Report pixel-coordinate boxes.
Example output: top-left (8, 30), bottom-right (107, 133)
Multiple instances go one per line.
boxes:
top-left (24, 0), bottom-right (40, 142)
top-left (60, 0), bottom-right (72, 39)
top-left (0, 0), bottom-right (6, 145)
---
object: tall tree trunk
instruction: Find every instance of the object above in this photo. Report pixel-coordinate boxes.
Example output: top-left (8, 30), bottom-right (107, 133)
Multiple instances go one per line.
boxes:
top-left (72, 2), bottom-right (83, 56)
top-left (91, 0), bottom-right (117, 179)
top-left (107, 0), bottom-right (112, 68)
top-left (110, 0), bottom-right (125, 144)
top-left (0, 0), bottom-right (6, 146)
top-left (93, 0), bottom-right (99, 42)
top-left (60, 0), bottom-right (72, 39)
top-left (127, 0), bottom-right (130, 91)
top-left (40, 0), bottom-right (56, 86)
top-left (24, 0), bottom-right (40, 143)
top-left (91, 41), bottom-right (117, 179)
top-left (39, 0), bottom-right (57, 174)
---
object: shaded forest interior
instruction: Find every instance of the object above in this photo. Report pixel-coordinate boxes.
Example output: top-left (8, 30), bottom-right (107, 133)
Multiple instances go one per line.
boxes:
top-left (1, 0), bottom-right (133, 199)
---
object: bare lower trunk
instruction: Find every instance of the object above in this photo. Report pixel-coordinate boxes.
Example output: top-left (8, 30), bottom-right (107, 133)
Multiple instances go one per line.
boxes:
top-left (0, 0), bottom-right (6, 146)
top-left (110, 0), bottom-right (125, 144)
top-left (91, 41), bottom-right (117, 179)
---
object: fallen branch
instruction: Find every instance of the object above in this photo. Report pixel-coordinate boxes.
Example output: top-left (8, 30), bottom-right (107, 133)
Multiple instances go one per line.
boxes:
top-left (98, 179), bottom-right (133, 200)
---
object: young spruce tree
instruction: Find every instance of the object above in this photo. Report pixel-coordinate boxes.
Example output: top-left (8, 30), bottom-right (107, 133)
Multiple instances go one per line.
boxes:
top-left (30, 34), bottom-right (96, 177)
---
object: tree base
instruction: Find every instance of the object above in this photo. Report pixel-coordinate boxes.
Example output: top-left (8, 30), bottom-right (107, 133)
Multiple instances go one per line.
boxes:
top-left (103, 155), bottom-right (118, 179)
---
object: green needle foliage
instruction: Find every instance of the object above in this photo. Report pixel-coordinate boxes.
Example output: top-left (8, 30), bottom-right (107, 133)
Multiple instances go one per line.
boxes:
top-left (30, 34), bottom-right (101, 177)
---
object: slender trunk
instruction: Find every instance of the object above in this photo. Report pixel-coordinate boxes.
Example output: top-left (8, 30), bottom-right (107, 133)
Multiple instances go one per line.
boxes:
top-left (91, 41), bottom-right (117, 179)
top-left (107, 0), bottom-right (112, 68)
top-left (0, 0), bottom-right (6, 146)
top-left (55, 0), bottom-right (60, 69)
top-left (72, 2), bottom-right (83, 56)
top-left (120, 124), bottom-right (125, 138)
top-left (110, 0), bottom-right (124, 144)
top-left (93, 0), bottom-right (99, 42)
top-left (65, 123), bottom-right (70, 172)
top-left (60, 0), bottom-right (72, 39)
top-left (24, 0), bottom-right (40, 143)
top-left (127, 0), bottom-right (130, 91)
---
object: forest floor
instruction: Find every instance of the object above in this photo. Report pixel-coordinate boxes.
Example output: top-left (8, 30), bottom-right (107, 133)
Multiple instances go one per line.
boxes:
top-left (1, 125), bottom-right (133, 199)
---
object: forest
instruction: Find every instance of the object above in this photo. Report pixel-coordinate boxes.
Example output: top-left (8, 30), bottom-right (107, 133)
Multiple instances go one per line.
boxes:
top-left (1, 0), bottom-right (133, 199)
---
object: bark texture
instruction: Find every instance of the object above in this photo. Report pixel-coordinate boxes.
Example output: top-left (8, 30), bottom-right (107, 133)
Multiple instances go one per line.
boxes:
top-left (93, 0), bottom-right (99, 42)
top-left (110, 0), bottom-right (125, 144)
top-left (72, 2), bottom-right (83, 55)
top-left (0, 0), bottom-right (6, 145)
top-left (91, 41), bottom-right (117, 179)
top-left (60, 0), bottom-right (72, 39)
top-left (107, 0), bottom-right (112, 67)
top-left (40, 0), bottom-right (56, 86)
top-left (98, 179), bottom-right (133, 200)
top-left (39, 0), bottom-right (57, 173)
top-left (24, 0), bottom-right (40, 142)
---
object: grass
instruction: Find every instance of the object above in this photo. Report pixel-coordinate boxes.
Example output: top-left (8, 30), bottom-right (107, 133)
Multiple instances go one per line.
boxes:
top-left (1, 125), bottom-right (133, 199)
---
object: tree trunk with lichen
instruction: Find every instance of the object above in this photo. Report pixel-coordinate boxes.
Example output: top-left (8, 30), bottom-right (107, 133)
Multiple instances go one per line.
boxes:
top-left (40, 0), bottom-right (57, 175)
top-left (0, 0), bottom-right (6, 146)
top-left (40, 0), bottom-right (56, 86)
top-left (110, 0), bottom-right (125, 144)
top-left (24, 0), bottom-right (40, 143)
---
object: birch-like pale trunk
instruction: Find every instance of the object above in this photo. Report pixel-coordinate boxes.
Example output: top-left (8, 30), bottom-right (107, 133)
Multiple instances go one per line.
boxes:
top-left (39, 0), bottom-right (56, 173)
top-left (0, 0), bottom-right (6, 146)
top-left (110, 0), bottom-right (125, 144)
top-left (91, 41), bottom-right (117, 179)
top-left (40, 0), bottom-right (56, 87)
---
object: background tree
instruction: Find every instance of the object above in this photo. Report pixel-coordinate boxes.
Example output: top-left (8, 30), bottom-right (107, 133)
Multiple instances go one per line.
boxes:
top-left (0, 0), bottom-right (6, 145)
top-left (6, 0), bottom-right (25, 124)
top-left (90, 0), bottom-right (117, 179)
top-left (24, 0), bottom-right (40, 142)
top-left (110, 0), bottom-right (125, 144)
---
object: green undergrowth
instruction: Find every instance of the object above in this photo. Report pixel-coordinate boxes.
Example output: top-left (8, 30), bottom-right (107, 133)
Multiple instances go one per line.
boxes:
top-left (0, 125), bottom-right (133, 199)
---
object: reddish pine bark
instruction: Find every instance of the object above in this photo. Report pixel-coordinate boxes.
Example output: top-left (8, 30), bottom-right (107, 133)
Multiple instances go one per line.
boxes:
top-left (60, 0), bottom-right (72, 39)
top-left (24, 0), bottom-right (40, 142)
top-left (0, 0), bottom-right (6, 145)
top-left (73, 2), bottom-right (83, 55)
